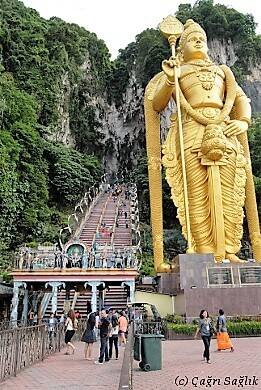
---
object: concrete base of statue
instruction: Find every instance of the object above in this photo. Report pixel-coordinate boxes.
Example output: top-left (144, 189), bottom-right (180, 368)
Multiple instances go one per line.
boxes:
top-left (157, 254), bottom-right (261, 317)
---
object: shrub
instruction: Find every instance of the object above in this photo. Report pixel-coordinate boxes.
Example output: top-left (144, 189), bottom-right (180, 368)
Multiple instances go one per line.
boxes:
top-left (164, 314), bottom-right (184, 324)
top-left (168, 323), bottom-right (197, 335)
top-left (227, 321), bottom-right (261, 335)
top-left (167, 321), bottom-right (261, 336)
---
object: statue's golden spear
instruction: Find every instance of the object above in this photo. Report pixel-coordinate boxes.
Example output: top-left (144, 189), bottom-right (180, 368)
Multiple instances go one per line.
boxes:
top-left (159, 15), bottom-right (193, 253)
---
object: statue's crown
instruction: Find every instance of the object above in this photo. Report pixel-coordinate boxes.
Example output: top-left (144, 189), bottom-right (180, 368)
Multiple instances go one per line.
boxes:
top-left (178, 19), bottom-right (206, 52)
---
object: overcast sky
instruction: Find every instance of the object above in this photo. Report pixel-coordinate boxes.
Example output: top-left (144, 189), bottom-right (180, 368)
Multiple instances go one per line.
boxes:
top-left (21, 0), bottom-right (261, 59)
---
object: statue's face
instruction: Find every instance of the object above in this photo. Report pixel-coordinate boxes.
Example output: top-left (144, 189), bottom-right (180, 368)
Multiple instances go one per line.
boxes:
top-left (183, 32), bottom-right (208, 61)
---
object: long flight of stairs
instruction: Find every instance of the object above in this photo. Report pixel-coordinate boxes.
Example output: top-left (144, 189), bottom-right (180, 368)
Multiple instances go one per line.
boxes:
top-left (43, 186), bottom-right (134, 318)
top-left (79, 193), bottom-right (110, 247)
top-left (79, 187), bottom-right (131, 250)
top-left (113, 198), bottom-right (131, 249)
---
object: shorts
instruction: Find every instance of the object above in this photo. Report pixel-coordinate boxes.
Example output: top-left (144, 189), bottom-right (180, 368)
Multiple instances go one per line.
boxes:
top-left (65, 330), bottom-right (75, 344)
top-left (118, 330), bottom-right (126, 334)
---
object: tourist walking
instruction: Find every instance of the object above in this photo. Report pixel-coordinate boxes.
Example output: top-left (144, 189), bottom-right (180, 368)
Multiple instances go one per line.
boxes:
top-left (94, 309), bottom-right (111, 364)
top-left (64, 309), bottom-right (76, 355)
top-left (216, 309), bottom-right (234, 352)
top-left (81, 312), bottom-right (97, 360)
top-left (194, 309), bottom-right (214, 364)
top-left (118, 311), bottom-right (128, 346)
top-left (46, 312), bottom-right (58, 350)
top-left (109, 314), bottom-right (119, 360)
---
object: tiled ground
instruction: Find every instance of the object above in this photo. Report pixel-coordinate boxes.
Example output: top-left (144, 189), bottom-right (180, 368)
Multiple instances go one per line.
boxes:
top-left (132, 337), bottom-right (261, 390)
top-left (1, 337), bottom-right (260, 390)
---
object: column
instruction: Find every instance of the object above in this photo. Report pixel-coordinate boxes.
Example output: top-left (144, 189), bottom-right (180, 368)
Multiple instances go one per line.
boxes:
top-left (84, 281), bottom-right (104, 313)
top-left (122, 280), bottom-right (135, 303)
top-left (10, 281), bottom-right (26, 326)
top-left (45, 282), bottom-right (65, 314)
top-left (22, 285), bottom-right (28, 321)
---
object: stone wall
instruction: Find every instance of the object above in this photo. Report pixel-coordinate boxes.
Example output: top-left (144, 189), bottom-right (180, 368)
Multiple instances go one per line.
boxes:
top-left (156, 254), bottom-right (261, 317)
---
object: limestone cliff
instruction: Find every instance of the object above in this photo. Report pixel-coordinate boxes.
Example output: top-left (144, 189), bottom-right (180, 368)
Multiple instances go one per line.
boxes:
top-left (53, 38), bottom-right (261, 174)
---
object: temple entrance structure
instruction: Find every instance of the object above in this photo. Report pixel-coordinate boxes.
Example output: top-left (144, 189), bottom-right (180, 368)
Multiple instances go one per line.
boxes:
top-left (11, 181), bottom-right (141, 323)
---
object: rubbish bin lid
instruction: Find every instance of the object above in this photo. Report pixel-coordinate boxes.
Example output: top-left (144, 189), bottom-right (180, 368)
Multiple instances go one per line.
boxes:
top-left (139, 334), bottom-right (164, 338)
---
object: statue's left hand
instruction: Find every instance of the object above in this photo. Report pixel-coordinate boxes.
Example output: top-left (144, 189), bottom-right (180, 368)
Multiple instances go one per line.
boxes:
top-left (223, 120), bottom-right (248, 137)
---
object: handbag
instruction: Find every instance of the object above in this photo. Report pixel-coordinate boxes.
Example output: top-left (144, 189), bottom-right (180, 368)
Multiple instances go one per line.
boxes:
top-left (210, 321), bottom-right (216, 336)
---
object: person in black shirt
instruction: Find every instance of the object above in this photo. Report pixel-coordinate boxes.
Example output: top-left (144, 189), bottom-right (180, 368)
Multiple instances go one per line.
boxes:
top-left (94, 309), bottom-right (111, 364)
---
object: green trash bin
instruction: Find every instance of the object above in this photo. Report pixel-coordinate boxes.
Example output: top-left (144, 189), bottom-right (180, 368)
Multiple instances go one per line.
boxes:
top-left (134, 334), bottom-right (163, 371)
top-left (134, 335), bottom-right (141, 361)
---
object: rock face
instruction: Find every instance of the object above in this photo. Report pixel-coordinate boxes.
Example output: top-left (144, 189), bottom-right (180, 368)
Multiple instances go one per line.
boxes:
top-left (208, 38), bottom-right (261, 112)
top-left (54, 39), bottom-right (261, 174)
top-left (99, 71), bottom-right (145, 177)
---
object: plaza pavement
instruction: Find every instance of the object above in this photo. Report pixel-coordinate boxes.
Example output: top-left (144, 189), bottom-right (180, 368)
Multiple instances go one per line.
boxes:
top-left (0, 337), bottom-right (260, 390)
top-left (133, 337), bottom-right (261, 390)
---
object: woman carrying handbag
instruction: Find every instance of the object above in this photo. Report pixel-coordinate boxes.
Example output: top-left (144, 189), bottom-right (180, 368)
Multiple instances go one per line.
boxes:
top-left (195, 309), bottom-right (215, 364)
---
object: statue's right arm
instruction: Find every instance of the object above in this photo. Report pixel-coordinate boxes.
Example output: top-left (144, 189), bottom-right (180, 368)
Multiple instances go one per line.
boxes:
top-left (152, 78), bottom-right (175, 112)
top-left (152, 58), bottom-right (178, 112)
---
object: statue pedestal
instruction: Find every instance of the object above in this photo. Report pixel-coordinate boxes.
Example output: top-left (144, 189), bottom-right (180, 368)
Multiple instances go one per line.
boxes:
top-left (157, 254), bottom-right (261, 317)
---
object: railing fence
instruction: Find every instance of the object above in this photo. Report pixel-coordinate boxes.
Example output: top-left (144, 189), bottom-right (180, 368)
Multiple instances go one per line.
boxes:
top-left (0, 322), bottom-right (83, 382)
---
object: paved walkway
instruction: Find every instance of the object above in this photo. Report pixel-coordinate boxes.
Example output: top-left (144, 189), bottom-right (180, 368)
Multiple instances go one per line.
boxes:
top-left (133, 337), bottom-right (261, 390)
top-left (1, 337), bottom-right (260, 389)
top-left (0, 340), bottom-right (124, 390)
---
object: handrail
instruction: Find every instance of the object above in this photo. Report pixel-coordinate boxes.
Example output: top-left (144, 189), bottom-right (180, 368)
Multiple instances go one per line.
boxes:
top-left (39, 293), bottom-right (51, 318)
top-left (91, 192), bottom-right (115, 247)
top-left (75, 186), bottom-right (106, 240)
top-left (59, 173), bottom-right (107, 249)
top-left (0, 322), bottom-right (83, 382)
top-left (71, 291), bottom-right (79, 310)
top-left (110, 193), bottom-right (122, 245)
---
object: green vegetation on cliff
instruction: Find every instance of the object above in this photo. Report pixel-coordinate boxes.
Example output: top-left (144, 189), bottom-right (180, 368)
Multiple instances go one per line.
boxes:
top-left (0, 0), bottom-right (260, 276)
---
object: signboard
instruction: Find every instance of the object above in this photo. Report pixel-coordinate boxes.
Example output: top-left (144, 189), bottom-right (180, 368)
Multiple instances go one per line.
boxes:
top-left (207, 267), bottom-right (234, 286)
top-left (239, 267), bottom-right (261, 285)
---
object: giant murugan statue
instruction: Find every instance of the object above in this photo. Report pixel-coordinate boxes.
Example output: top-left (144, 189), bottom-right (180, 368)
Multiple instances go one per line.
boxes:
top-left (144, 16), bottom-right (261, 269)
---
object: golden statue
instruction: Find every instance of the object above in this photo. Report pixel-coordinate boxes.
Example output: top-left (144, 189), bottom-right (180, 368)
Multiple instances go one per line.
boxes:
top-left (144, 16), bottom-right (261, 269)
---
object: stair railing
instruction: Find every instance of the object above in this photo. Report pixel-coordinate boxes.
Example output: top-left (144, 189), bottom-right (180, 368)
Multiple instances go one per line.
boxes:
top-left (91, 193), bottom-right (112, 247)
top-left (71, 291), bottom-right (79, 311)
top-left (110, 193), bottom-right (122, 246)
top-left (59, 173), bottom-right (107, 249)
top-left (39, 293), bottom-right (51, 318)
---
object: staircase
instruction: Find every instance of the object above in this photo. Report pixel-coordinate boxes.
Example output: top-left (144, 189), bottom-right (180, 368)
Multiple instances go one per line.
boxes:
top-left (91, 194), bottom-right (119, 247)
top-left (79, 193), bottom-right (110, 247)
top-left (44, 290), bottom-right (74, 318)
top-left (43, 286), bottom-right (128, 319)
top-left (79, 187), bottom-right (132, 251)
top-left (74, 292), bottom-right (93, 316)
top-left (42, 186), bottom-right (135, 318)
top-left (104, 286), bottom-right (128, 310)
top-left (113, 198), bottom-right (131, 249)
top-left (44, 290), bottom-right (93, 319)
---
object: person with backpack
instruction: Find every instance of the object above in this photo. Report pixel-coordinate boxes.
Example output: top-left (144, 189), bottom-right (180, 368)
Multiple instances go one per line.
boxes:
top-left (109, 312), bottom-right (119, 360)
top-left (216, 309), bottom-right (234, 352)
